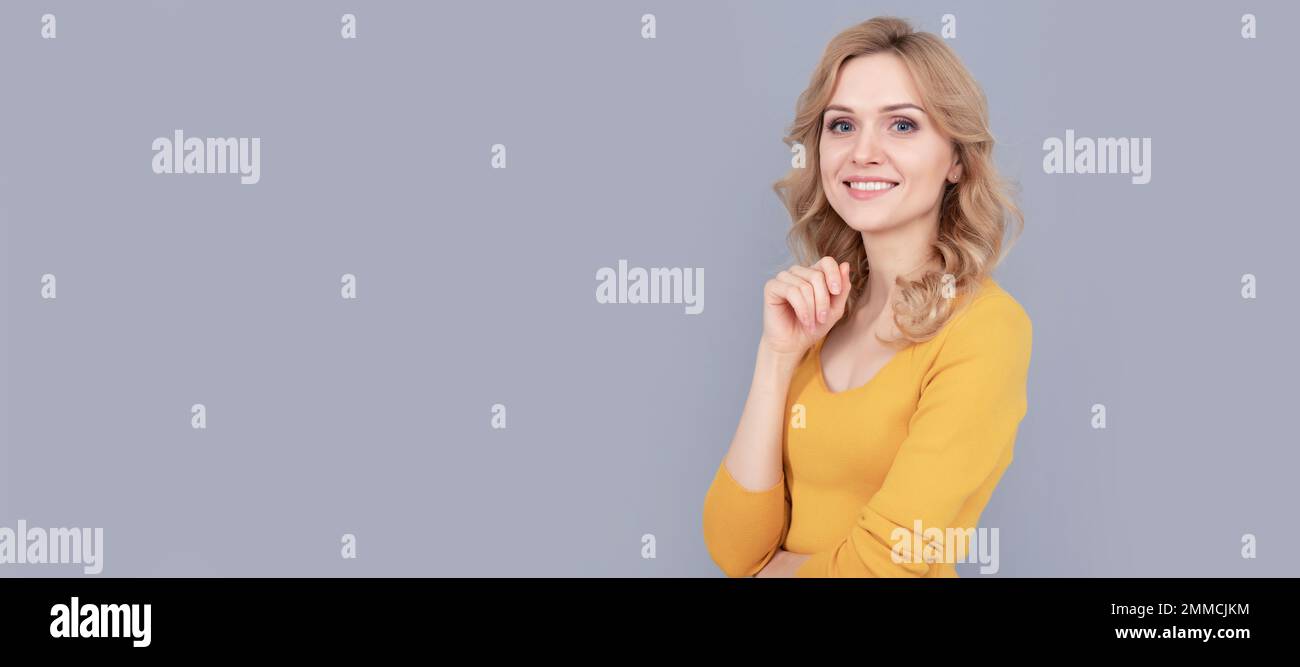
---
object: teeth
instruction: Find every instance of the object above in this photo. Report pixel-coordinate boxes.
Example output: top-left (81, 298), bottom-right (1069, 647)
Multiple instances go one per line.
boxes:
top-left (847, 181), bottom-right (896, 191)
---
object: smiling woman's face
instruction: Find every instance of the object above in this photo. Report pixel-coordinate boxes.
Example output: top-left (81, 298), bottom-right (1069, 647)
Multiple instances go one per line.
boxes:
top-left (819, 53), bottom-right (961, 234)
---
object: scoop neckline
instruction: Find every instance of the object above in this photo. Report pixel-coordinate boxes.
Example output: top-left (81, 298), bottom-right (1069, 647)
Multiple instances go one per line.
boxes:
top-left (812, 275), bottom-right (1001, 396)
top-left (813, 333), bottom-right (911, 397)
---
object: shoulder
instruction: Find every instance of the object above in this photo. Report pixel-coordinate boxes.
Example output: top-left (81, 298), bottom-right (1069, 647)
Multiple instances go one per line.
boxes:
top-left (938, 277), bottom-right (1033, 354)
top-left (966, 279), bottom-right (1031, 335)
top-left (914, 277), bottom-right (1033, 400)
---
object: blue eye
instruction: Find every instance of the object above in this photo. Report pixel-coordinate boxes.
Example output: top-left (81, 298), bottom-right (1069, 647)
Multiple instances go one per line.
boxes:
top-left (825, 119), bottom-right (853, 133)
top-left (825, 117), bottom-right (918, 135)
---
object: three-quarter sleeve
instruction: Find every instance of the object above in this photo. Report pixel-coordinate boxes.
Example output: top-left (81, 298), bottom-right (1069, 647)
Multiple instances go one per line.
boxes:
top-left (702, 459), bottom-right (791, 578)
top-left (795, 294), bottom-right (1033, 578)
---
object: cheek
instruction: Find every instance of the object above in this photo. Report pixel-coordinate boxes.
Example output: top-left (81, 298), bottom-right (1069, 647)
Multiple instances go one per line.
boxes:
top-left (819, 143), bottom-right (844, 184)
top-left (895, 158), bottom-right (943, 189)
top-left (910, 142), bottom-right (954, 183)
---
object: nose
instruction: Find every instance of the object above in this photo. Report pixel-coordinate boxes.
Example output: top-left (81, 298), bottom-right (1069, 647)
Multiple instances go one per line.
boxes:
top-left (851, 130), bottom-right (884, 166)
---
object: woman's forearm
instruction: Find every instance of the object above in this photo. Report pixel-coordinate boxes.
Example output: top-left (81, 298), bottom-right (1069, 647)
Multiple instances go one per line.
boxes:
top-left (721, 341), bottom-right (803, 491)
top-left (755, 549), bottom-right (813, 577)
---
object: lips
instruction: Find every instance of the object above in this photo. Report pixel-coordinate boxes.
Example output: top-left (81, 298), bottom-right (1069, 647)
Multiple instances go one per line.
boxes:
top-left (842, 176), bottom-right (899, 184)
top-left (842, 178), bottom-right (899, 200)
top-left (844, 180), bottom-right (898, 191)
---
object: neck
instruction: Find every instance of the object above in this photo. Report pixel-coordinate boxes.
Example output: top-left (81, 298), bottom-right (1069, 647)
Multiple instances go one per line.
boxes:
top-left (858, 215), bottom-right (942, 313)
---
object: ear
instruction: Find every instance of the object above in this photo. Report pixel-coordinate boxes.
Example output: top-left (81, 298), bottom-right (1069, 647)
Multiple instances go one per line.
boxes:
top-left (947, 158), bottom-right (962, 183)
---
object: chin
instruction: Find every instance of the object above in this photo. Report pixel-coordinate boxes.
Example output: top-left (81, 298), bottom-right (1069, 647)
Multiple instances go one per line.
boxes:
top-left (834, 206), bottom-right (902, 233)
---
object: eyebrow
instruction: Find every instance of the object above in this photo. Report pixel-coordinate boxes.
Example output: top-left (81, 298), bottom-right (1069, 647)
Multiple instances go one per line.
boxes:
top-left (823, 103), bottom-right (926, 116)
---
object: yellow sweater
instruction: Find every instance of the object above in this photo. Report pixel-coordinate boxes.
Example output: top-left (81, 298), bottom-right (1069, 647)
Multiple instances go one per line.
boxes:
top-left (702, 276), bottom-right (1032, 577)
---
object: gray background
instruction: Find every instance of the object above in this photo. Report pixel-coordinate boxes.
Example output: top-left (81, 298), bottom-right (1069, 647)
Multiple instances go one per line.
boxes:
top-left (2, 0), bottom-right (1296, 577)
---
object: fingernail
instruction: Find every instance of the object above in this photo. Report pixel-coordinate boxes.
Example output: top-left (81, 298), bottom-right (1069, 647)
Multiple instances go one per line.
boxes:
top-left (818, 310), bottom-right (827, 323)
top-left (830, 282), bottom-right (840, 292)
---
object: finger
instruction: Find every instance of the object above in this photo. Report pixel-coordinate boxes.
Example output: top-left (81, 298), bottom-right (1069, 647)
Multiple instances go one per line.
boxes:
top-left (788, 265), bottom-right (830, 326)
top-left (813, 255), bottom-right (843, 322)
top-left (830, 262), bottom-right (852, 317)
top-left (783, 282), bottom-right (815, 333)
top-left (763, 277), bottom-right (791, 306)
top-left (765, 278), bottom-right (806, 329)
top-left (775, 272), bottom-right (815, 331)
top-left (815, 256), bottom-right (842, 296)
top-left (779, 273), bottom-right (816, 332)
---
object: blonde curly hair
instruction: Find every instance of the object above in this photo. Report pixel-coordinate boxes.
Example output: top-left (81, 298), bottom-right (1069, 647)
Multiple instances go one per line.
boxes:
top-left (773, 16), bottom-right (1024, 342)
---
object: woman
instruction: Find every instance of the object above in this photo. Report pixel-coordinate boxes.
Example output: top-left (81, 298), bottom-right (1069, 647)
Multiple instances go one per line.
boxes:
top-left (702, 16), bottom-right (1032, 577)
